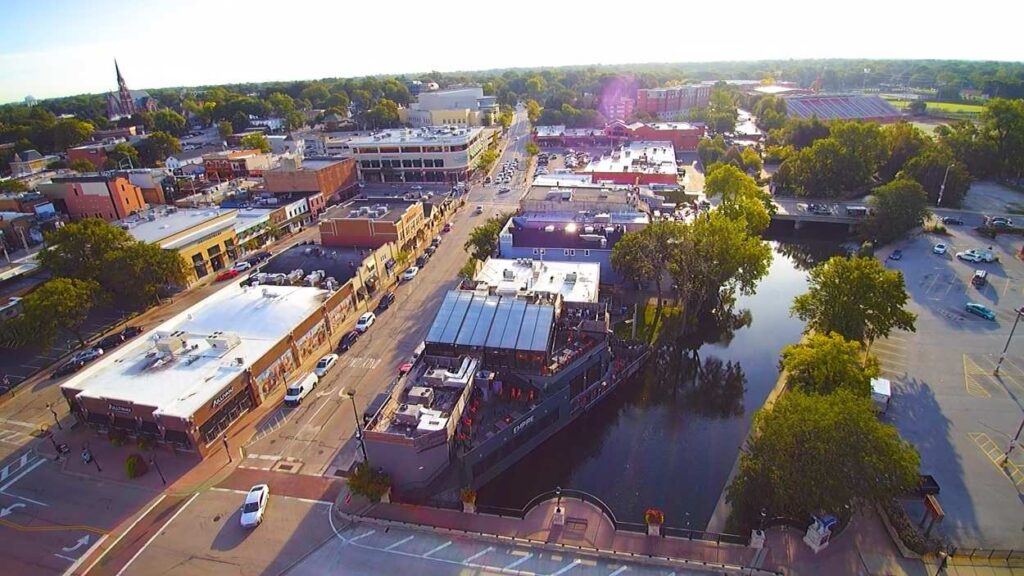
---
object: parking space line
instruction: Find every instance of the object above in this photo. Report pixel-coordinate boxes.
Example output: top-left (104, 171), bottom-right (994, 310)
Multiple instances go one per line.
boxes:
top-left (350, 529), bottom-right (375, 542)
top-left (384, 535), bottom-right (415, 551)
top-left (422, 540), bottom-right (451, 557)
top-left (969, 432), bottom-right (1024, 486)
top-left (504, 552), bottom-right (533, 570)
top-left (551, 560), bottom-right (581, 575)
top-left (463, 546), bottom-right (494, 564)
top-left (963, 354), bottom-right (993, 398)
top-left (608, 567), bottom-right (629, 576)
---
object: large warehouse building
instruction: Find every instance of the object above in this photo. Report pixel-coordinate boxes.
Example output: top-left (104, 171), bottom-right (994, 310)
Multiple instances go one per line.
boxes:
top-left (60, 282), bottom-right (359, 456)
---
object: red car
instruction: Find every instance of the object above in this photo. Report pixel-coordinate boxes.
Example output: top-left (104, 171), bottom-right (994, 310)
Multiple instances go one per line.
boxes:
top-left (216, 268), bottom-right (240, 281)
top-left (398, 362), bottom-right (414, 375)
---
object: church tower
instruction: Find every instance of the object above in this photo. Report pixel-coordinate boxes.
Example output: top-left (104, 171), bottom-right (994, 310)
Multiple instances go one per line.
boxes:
top-left (115, 60), bottom-right (136, 117)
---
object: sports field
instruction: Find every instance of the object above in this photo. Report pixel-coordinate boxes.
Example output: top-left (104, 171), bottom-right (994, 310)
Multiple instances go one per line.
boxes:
top-left (885, 98), bottom-right (985, 115)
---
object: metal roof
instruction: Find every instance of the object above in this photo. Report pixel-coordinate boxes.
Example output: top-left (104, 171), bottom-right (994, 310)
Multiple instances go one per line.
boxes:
top-left (426, 291), bottom-right (553, 353)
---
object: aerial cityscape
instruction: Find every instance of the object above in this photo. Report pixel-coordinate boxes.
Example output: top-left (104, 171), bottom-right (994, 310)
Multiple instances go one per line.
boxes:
top-left (1, 2), bottom-right (1023, 575)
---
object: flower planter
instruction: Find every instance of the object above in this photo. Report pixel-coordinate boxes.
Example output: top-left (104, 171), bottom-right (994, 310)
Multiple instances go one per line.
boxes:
top-left (380, 488), bottom-right (391, 504)
top-left (463, 501), bottom-right (476, 514)
top-left (647, 523), bottom-right (661, 537)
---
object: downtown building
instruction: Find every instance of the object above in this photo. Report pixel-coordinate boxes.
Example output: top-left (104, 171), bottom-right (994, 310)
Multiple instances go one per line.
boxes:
top-left (345, 126), bottom-right (493, 184)
top-left (635, 85), bottom-right (711, 120)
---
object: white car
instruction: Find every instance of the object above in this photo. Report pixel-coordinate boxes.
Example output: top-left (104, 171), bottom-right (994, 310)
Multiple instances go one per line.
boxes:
top-left (956, 249), bottom-right (997, 263)
top-left (233, 261), bottom-right (252, 272)
top-left (356, 312), bottom-right (376, 332)
top-left (401, 267), bottom-right (420, 281)
top-left (240, 484), bottom-right (269, 528)
top-left (932, 243), bottom-right (947, 255)
top-left (314, 354), bottom-right (339, 377)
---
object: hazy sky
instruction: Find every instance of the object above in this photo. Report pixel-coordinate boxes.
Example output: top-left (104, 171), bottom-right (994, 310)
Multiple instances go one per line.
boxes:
top-left (2, 0), bottom-right (1023, 103)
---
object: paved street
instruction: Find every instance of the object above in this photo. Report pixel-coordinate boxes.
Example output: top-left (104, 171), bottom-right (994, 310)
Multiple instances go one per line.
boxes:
top-left (875, 226), bottom-right (1024, 549)
top-left (240, 108), bottom-right (531, 479)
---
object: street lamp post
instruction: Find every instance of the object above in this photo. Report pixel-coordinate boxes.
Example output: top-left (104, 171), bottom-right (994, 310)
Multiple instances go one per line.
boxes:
top-left (150, 455), bottom-right (167, 485)
top-left (46, 403), bottom-right (62, 430)
top-left (1000, 416), bottom-right (1024, 465)
top-left (937, 164), bottom-right (952, 208)
top-left (994, 307), bottom-right (1024, 375)
top-left (222, 436), bottom-right (232, 463)
top-left (345, 388), bottom-right (369, 464)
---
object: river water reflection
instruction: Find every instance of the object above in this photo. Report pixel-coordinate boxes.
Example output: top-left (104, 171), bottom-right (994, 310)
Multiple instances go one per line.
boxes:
top-left (477, 234), bottom-right (847, 529)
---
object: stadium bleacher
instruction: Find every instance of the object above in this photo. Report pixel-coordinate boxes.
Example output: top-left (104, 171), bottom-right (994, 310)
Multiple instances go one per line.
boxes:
top-left (783, 95), bottom-right (901, 122)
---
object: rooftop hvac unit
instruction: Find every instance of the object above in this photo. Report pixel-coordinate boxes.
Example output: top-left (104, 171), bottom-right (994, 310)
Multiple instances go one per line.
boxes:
top-left (359, 206), bottom-right (369, 215)
top-left (349, 210), bottom-right (360, 217)
top-left (407, 386), bottom-right (435, 408)
top-left (502, 268), bottom-right (515, 280)
top-left (565, 272), bottom-right (578, 284)
top-left (155, 332), bottom-right (188, 354)
top-left (395, 404), bottom-right (421, 426)
top-left (206, 331), bottom-right (241, 350)
top-left (417, 415), bottom-right (446, 433)
top-left (544, 225), bottom-right (555, 232)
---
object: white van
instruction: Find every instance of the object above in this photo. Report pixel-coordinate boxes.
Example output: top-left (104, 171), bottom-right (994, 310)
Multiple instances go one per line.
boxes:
top-left (284, 373), bottom-right (318, 406)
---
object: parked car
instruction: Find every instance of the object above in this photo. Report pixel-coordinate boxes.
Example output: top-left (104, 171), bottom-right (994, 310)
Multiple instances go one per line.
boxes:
top-left (73, 348), bottom-right (103, 363)
top-left (240, 484), bottom-right (270, 528)
top-left (51, 359), bottom-right (86, 379)
top-left (284, 373), bottom-right (318, 405)
top-left (442, 223), bottom-right (452, 233)
top-left (401, 267), bottom-right (420, 281)
top-left (415, 255), bottom-right (428, 268)
top-left (216, 269), bottom-right (240, 281)
top-left (355, 312), bottom-right (376, 332)
top-left (425, 245), bottom-right (436, 256)
top-left (942, 216), bottom-right (964, 226)
top-left (338, 330), bottom-right (360, 352)
top-left (932, 243), bottom-right (947, 255)
top-left (232, 261), bottom-right (252, 272)
top-left (98, 333), bottom-right (126, 350)
top-left (956, 249), bottom-right (998, 263)
top-left (121, 326), bottom-right (143, 339)
top-left (887, 249), bottom-right (903, 261)
top-left (431, 236), bottom-right (442, 247)
top-left (972, 269), bottom-right (988, 288)
top-left (987, 216), bottom-right (1013, 228)
top-left (314, 354), bottom-right (339, 377)
top-left (475, 205), bottom-right (484, 214)
top-left (498, 186), bottom-right (511, 194)
top-left (376, 292), bottom-right (396, 312)
top-left (398, 361), bottom-right (414, 375)
top-left (252, 251), bottom-right (272, 262)
top-left (965, 302), bottom-right (996, 321)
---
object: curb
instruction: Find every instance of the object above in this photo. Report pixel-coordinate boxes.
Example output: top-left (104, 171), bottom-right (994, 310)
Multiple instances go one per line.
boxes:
top-left (332, 505), bottom-right (782, 576)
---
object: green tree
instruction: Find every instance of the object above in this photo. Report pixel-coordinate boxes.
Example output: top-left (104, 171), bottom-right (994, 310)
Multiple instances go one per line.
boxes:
top-left (240, 133), bottom-right (271, 153)
top-left (525, 100), bottom-right (542, 125)
top-left (612, 222), bottom-right (681, 309)
top-left (106, 242), bottom-right (188, 306)
top-left (498, 109), bottom-right (514, 130)
top-left (300, 83), bottom-right (331, 107)
top-left (726, 389), bottom-right (919, 531)
top-left (50, 118), bottom-right (94, 151)
top-left (879, 122), bottom-right (929, 183)
top-left (363, 99), bottom-right (401, 129)
top-left (0, 180), bottom-right (29, 193)
top-left (865, 178), bottom-right (931, 243)
top-left (740, 147), bottom-right (763, 175)
top-left (982, 97), bottom-right (1024, 178)
top-left (934, 120), bottom-right (998, 179)
top-left (231, 110), bottom-right (250, 133)
top-left (347, 462), bottom-right (391, 502)
top-left (69, 159), bottom-right (96, 172)
top-left (107, 142), bottom-right (140, 169)
top-left (697, 135), bottom-right (728, 169)
top-left (13, 278), bottom-right (101, 348)
top-left (137, 131), bottom-right (182, 166)
top-left (780, 332), bottom-right (880, 396)
top-left (267, 92), bottom-right (297, 116)
top-left (477, 148), bottom-right (499, 172)
top-left (703, 164), bottom-right (770, 234)
top-left (463, 212), bottom-right (510, 262)
top-left (285, 111), bottom-right (306, 131)
top-left (324, 92), bottom-right (350, 112)
top-left (901, 145), bottom-right (971, 208)
top-left (217, 120), bottom-right (233, 141)
top-left (792, 256), bottom-right (917, 345)
top-left (907, 100), bottom-right (927, 116)
top-left (153, 109), bottom-right (187, 136)
top-left (525, 142), bottom-right (540, 156)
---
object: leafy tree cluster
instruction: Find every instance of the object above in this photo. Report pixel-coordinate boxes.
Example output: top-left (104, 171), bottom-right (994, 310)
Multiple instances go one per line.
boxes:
top-left (463, 212), bottom-right (511, 263)
top-left (689, 87), bottom-right (739, 134)
top-left (37, 219), bottom-right (189, 311)
top-left (751, 95), bottom-right (788, 131)
top-left (240, 132), bottom-right (272, 153)
top-left (698, 136), bottom-right (762, 176)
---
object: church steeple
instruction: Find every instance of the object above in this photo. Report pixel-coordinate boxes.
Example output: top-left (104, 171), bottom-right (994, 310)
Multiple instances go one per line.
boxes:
top-left (114, 59), bottom-right (136, 118)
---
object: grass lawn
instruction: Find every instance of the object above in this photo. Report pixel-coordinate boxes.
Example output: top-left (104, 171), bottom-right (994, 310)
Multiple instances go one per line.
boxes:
top-left (613, 302), bottom-right (680, 343)
top-left (885, 98), bottom-right (985, 115)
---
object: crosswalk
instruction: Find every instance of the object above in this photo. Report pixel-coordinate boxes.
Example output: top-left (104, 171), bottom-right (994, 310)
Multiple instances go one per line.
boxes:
top-left (0, 450), bottom-right (37, 483)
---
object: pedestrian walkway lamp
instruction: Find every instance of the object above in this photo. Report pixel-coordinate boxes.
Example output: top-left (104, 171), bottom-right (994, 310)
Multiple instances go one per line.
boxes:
top-left (1001, 417), bottom-right (1024, 466)
top-left (46, 402), bottom-right (62, 430)
top-left (345, 388), bottom-right (369, 465)
top-left (994, 307), bottom-right (1024, 375)
top-left (150, 455), bottom-right (166, 485)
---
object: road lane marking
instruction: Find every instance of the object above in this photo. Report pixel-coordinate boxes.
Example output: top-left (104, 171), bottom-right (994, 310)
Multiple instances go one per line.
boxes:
top-left (462, 546), bottom-right (494, 564)
top-left (385, 535), bottom-right (414, 550)
top-left (350, 529), bottom-right (375, 542)
top-left (62, 533), bottom-right (108, 576)
top-left (608, 566), bottom-right (629, 576)
top-left (0, 457), bottom-right (48, 506)
top-left (78, 495), bottom-right (165, 576)
top-left (53, 553), bottom-right (77, 562)
top-left (551, 560), bottom-right (581, 575)
top-left (423, 540), bottom-right (451, 557)
top-left (115, 492), bottom-right (199, 576)
top-left (963, 354), bottom-right (993, 398)
top-left (504, 552), bottom-right (533, 570)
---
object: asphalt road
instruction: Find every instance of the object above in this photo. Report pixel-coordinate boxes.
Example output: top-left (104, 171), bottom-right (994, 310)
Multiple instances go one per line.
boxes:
top-left (241, 108), bottom-right (531, 478)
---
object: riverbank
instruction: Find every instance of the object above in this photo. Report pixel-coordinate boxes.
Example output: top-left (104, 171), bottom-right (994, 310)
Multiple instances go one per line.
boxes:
top-left (706, 343), bottom-right (798, 533)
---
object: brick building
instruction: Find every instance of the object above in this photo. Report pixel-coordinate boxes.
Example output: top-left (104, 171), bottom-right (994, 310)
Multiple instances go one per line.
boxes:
top-left (636, 85), bottom-right (711, 120)
top-left (203, 150), bottom-right (274, 181)
top-left (36, 174), bottom-right (147, 221)
top-left (262, 157), bottom-right (358, 216)
top-left (319, 200), bottom-right (426, 252)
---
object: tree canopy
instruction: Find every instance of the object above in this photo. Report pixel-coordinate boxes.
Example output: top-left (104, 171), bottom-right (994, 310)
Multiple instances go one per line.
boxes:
top-left (137, 131), bottom-right (182, 166)
top-left (703, 164), bottom-right (771, 234)
top-left (726, 389), bottom-right (919, 530)
top-left (7, 278), bottom-right (100, 349)
top-left (240, 133), bottom-right (271, 153)
top-left (864, 178), bottom-right (931, 243)
top-left (464, 213), bottom-right (511, 263)
top-left (791, 256), bottom-right (917, 344)
top-left (780, 332), bottom-right (880, 396)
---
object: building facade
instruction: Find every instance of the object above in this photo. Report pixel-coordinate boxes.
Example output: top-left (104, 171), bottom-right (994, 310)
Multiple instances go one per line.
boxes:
top-left (319, 200), bottom-right (426, 252)
top-left (203, 150), bottom-right (274, 181)
top-left (9, 150), bottom-right (56, 177)
top-left (635, 85), bottom-right (711, 120)
top-left (400, 87), bottom-right (498, 128)
top-left (37, 174), bottom-right (147, 221)
top-left (123, 208), bottom-right (239, 283)
top-left (347, 126), bottom-right (490, 184)
top-left (532, 121), bottom-right (704, 152)
top-left (263, 157), bottom-right (359, 212)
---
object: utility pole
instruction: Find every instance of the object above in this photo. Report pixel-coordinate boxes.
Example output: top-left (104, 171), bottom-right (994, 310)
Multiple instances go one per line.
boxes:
top-left (994, 307), bottom-right (1024, 375)
top-left (346, 388), bottom-right (369, 464)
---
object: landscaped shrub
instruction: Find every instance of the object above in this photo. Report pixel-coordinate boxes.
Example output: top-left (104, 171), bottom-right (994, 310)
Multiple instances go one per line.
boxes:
top-left (347, 462), bottom-right (391, 502)
top-left (108, 429), bottom-right (126, 447)
top-left (880, 498), bottom-right (941, 555)
top-left (125, 453), bottom-right (148, 479)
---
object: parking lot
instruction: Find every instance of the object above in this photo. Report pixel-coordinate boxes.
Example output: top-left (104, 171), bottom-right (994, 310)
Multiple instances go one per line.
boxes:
top-left (876, 223), bottom-right (1024, 549)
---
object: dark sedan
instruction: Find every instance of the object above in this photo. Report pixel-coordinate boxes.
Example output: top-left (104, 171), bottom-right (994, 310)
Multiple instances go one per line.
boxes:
top-left (51, 359), bottom-right (86, 379)
top-left (338, 330), bottom-right (360, 352)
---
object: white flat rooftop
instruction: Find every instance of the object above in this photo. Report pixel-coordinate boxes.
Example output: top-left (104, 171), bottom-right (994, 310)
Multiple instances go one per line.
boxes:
top-left (474, 258), bottom-right (600, 303)
top-left (347, 126), bottom-right (482, 146)
top-left (123, 208), bottom-right (237, 246)
top-left (62, 284), bottom-right (327, 419)
top-left (582, 141), bottom-right (677, 176)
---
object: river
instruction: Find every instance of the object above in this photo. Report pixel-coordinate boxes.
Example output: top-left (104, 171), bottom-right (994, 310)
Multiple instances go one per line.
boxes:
top-left (477, 229), bottom-right (847, 530)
